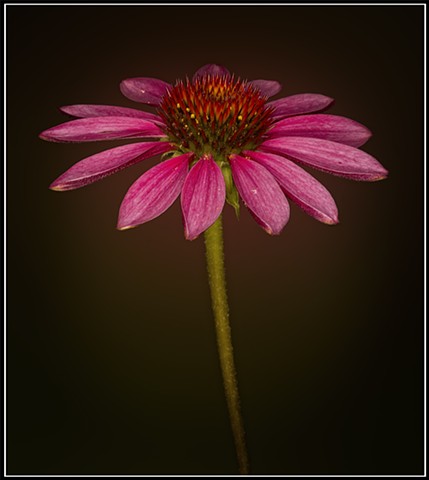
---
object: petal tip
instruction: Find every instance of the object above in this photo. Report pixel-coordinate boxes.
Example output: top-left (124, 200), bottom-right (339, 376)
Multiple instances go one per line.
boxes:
top-left (49, 183), bottom-right (66, 192)
top-left (59, 105), bottom-right (72, 116)
top-left (117, 223), bottom-right (136, 231)
top-left (375, 171), bottom-right (389, 181)
top-left (184, 222), bottom-right (205, 241)
top-left (39, 131), bottom-right (51, 141)
top-left (323, 96), bottom-right (335, 108)
top-left (358, 126), bottom-right (373, 146)
top-left (264, 224), bottom-right (284, 235)
top-left (184, 229), bottom-right (199, 241)
top-left (119, 79), bottom-right (129, 91)
top-left (40, 129), bottom-right (63, 142)
top-left (193, 64), bottom-right (230, 80)
top-left (323, 215), bottom-right (340, 225)
top-left (119, 79), bottom-right (140, 102)
top-left (367, 168), bottom-right (389, 182)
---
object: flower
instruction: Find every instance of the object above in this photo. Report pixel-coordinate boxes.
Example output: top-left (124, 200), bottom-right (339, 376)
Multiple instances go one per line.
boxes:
top-left (40, 64), bottom-right (388, 239)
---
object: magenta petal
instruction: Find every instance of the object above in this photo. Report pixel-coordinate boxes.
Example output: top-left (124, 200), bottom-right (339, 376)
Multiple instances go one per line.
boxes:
top-left (117, 153), bottom-right (193, 230)
top-left (245, 150), bottom-right (339, 224)
top-left (60, 104), bottom-right (164, 125)
top-left (260, 137), bottom-right (388, 181)
top-left (50, 142), bottom-right (173, 191)
top-left (268, 94), bottom-right (334, 120)
top-left (181, 155), bottom-right (226, 240)
top-left (249, 79), bottom-right (282, 98)
top-left (119, 77), bottom-right (171, 105)
top-left (39, 116), bottom-right (165, 143)
top-left (193, 64), bottom-right (230, 80)
top-left (267, 114), bottom-right (372, 147)
top-left (229, 155), bottom-right (290, 235)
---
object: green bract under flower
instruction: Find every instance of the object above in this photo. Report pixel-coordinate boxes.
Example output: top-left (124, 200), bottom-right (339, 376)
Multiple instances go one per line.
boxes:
top-left (158, 75), bottom-right (274, 159)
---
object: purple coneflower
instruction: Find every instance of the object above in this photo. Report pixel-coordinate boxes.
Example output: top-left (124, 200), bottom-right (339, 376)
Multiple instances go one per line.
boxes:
top-left (40, 64), bottom-right (387, 239)
top-left (40, 64), bottom-right (389, 475)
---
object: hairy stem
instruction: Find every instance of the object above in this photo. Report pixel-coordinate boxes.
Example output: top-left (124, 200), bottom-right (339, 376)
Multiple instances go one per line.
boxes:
top-left (204, 215), bottom-right (249, 475)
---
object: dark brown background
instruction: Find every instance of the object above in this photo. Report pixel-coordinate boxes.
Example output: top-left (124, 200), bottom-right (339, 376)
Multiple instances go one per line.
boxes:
top-left (7, 5), bottom-right (424, 475)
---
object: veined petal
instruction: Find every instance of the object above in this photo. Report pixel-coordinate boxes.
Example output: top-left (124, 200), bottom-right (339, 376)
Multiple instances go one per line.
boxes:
top-left (117, 153), bottom-right (193, 230)
top-left (245, 150), bottom-right (338, 224)
top-left (39, 116), bottom-right (165, 143)
top-left (229, 155), bottom-right (290, 235)
top-left (249, 79), bottom-right (282, 98)
top-left (193, 64), bottom-right (230, 80)
top-left (181, 155), bottom-right (225, 240)
top-left (60, 104), bottom-right (165, 125)
top-left (267, 114), bottom-right (372, 147)
top-left (268, 94), bottom-right (334, 120)
top-left (120, 77), bottom-right (171, 105)
top-left (50, 142), bottom-right (173, 191)
top-left (260, 137), bottom-right (388, 181)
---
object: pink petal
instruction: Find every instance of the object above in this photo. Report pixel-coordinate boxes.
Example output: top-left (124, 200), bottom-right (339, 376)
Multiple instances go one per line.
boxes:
top-left (249, 79), bottom-right (282, 98)
top-left (50, 142), bottom-right (173, 191)
top-left (267, 114), bottom-right (372, 147)
top-left (117, 153), bottom-right (193, 230)
top-left (193, 64), bottom-right (230, 80)
top-left (60, 104), bottom-right (164, 125)
top-left (267, 94), bottom-right (334, 120)
top-left (260, 137), bottom-right (388, 181)
top-left (244, 150), bottom-right (339, 225)
top-left (229, 155), bottom-right (290, 235)
top-left (39, 116), bottom-right (165, 143)
top-left (181, 155), bottom-right (226, 240)
top-left (119, 77), bottom-right (171, 105)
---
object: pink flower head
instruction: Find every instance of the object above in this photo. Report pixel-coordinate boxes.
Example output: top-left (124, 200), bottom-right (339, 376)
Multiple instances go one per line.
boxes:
top-left (40, 64), bottom-right (388, 239)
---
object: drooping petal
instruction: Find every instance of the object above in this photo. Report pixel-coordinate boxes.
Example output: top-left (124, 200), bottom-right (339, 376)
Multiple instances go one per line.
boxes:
top-left (260, 137), bottom-right (388, 181)
top-left (244, 150), bottom-right (338, 224)
top-left (50, 142), bottom-right (173, 191)
top-left (117, 153), bottom-right (193, 230)
top-left (119, 77), bottom-right (171, 105)
top-left (60, 104), bottom-right (165, 125)
top-left (39, 116), bottom-right (165, 143)
top-left (249, 79), bottom-right (282, 98)
top-left (229, 155), bottom-right (290, 235)
top-left (267, 94), bottom-right (334, 120)
top-left (193, 64), bottom-right (230, 80)
top-left (267, 114), bottom-right (372, 147)
top-left (181, 155), bottom-right (226, 240)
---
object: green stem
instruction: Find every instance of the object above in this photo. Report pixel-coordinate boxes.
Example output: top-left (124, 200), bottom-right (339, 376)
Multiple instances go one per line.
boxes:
top-left (204, 215), bottom-right (250, 475)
